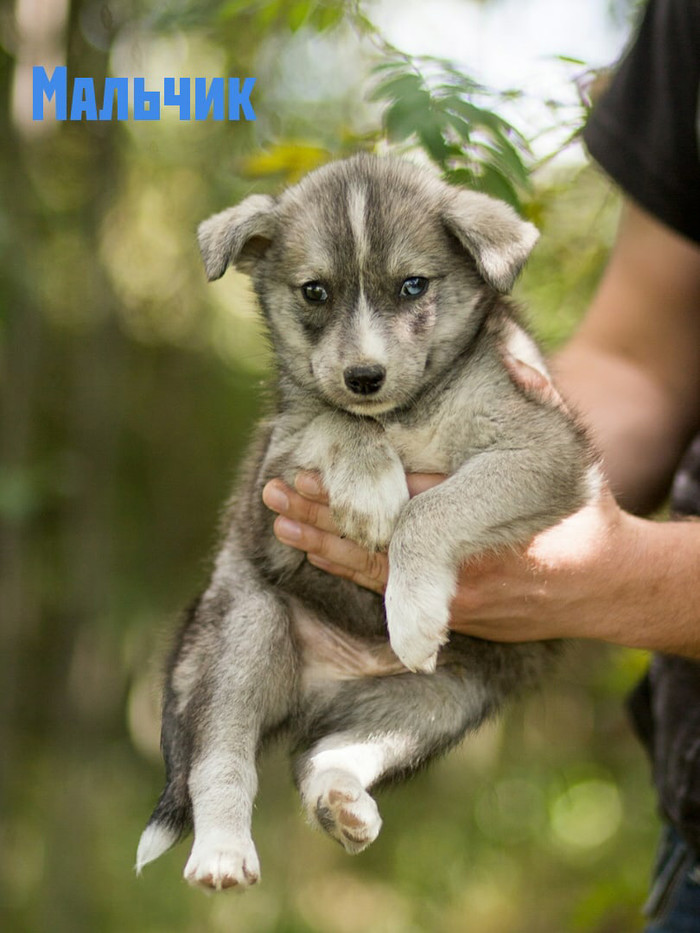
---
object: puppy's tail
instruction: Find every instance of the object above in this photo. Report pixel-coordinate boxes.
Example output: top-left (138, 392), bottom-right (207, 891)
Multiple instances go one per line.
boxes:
top-left (135, 781), bottom-right (191, 875)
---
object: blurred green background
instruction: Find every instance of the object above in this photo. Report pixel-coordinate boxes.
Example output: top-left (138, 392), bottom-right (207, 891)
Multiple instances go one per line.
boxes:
top-left (1, 1), bottom-right (659, 931)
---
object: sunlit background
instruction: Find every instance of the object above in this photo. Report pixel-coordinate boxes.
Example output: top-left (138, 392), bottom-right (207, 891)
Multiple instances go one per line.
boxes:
top-left (1, 1), bottom-right (658, 931)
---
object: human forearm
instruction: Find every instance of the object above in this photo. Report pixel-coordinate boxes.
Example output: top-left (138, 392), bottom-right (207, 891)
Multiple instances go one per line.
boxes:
top-left (597, 515), bottom-right (700, 656)
top-left (449, 498), bottom-right (700, 658)
top-left (552, 339), bottom-right (692, 513)
top-left (550, 202), bottom-right (700, 514)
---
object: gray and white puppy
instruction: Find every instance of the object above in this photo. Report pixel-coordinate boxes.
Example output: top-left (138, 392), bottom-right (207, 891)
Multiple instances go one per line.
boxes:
top-left (136, 154), bottom-right (599, 891)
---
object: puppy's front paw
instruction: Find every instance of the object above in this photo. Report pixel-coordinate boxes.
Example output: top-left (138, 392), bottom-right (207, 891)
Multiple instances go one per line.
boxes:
top-left (330, 463), bottom-right (409, 551)
top-left (184, 833), bottom-right (260, 892)
top-left (305, 769), bottom-right (382, 854)
top-left (385, 569), bottom-right (454, 673)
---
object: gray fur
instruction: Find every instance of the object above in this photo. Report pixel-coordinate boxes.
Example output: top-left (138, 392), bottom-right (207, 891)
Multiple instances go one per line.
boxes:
top-left (137, 155), bottom-right (597, 890)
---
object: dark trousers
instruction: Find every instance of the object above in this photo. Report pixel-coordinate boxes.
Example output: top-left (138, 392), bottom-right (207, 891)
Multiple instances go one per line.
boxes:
top-left (644, 825), bottom-right (700, 931)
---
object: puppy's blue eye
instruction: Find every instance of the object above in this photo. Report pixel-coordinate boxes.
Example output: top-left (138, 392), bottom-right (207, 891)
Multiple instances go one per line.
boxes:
top-left (400, 277), bottom-right (428, 299)
top-left (302, 282), bottom-right (329, 303)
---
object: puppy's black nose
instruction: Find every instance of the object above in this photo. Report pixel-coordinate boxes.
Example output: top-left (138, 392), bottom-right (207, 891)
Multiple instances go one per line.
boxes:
top-left (343, 364), bottom-right (386, 396)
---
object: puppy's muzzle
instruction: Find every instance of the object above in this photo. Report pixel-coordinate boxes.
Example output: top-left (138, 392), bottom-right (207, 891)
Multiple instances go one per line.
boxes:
top-left (343, 364), bottom-right (386, 396)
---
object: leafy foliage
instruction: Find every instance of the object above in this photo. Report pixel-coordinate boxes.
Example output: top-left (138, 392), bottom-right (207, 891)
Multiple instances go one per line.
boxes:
top-left (370, 56), bottom-right (533, 209)
top-left (147, 0), bottom-right (348, 31)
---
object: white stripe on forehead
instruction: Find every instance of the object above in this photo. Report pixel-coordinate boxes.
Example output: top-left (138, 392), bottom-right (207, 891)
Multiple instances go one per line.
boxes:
top-left (354, 291), bottom-right (386, 363)
top-left (347, 185), bottom-right (369, 266)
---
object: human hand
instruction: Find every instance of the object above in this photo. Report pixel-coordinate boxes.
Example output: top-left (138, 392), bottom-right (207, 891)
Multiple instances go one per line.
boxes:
top-left (262, 470), bottom-right (640, 646)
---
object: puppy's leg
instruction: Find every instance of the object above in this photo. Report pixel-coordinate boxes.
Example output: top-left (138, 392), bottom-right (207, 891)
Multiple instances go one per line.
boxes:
top-left (294, 412), bottom-right (409, 551)
top-left (386, 450), bottom-right (593, 672)
top-left (138, 563), bottom-right (296, 891)
top-left (293, 666), bottom-right (495, 853)
top-left (184, 585), bottom-right (295, 891)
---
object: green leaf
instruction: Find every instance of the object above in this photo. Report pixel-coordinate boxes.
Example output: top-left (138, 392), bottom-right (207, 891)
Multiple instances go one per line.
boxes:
top-left (418, 120), bottom-right (449, 166)
top-left (444, 111), bottom-right (473, 144)
top-left (445, 98), bottom-right (497, 128)
top-left (442, 70), bottom-right (485, 94)
top-left (218, 0), bottom-right (269, 17)
top-left (555, 54), bottom-right (588, 66)
top-left (383, 89), bottom-right (432, 142)
top-left (420, 58), bottom-right (486, 94)
top-left (443, 167), bottom-right (477, 189)
top-left (371, 59), bottom-right (412, 74)
top-left (446, 98), bottom-right (516, 138)
top-left (442, 141), bottom-right (470, 162)
top-left (369, 71), bottom-right (423, 103)
top-left (311, 2), bottom-right (345, 31)
top-left (288, 0), bottom-right (312, 31)
top-left (479, 138), bottom-right (531, 189)
top-left (472, 164), bottom-right (522, 210)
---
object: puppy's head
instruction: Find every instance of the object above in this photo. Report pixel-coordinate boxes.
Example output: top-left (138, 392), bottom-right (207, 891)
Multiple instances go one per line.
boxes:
top-left (198, 155), bottom-right (538, 414)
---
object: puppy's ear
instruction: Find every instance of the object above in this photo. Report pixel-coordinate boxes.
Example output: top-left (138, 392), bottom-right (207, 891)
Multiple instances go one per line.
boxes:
top-left (197, 194), bottom-right (276, 281)
top-left (443, 189), bottom-right (539, 293)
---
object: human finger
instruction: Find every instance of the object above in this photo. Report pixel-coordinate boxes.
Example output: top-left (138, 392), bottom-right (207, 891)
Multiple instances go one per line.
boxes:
top-left (262, 479), bottom-right (338, 534)
top-left (294, 471), bottom-right (448, 503)
top-left (307, 552), bottom-right (387, 594)
top-left (294, 471), bottom-right (329, 503)
top-left (272, 511), bottom-right (389, 587)
top-left (405, 473), bottom-right (447, 497)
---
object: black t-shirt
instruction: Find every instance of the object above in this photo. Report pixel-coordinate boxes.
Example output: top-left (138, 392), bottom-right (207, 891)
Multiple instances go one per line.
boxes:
top-left (582, 0), bottom-right (700, 852)
top-left (584, 0), bottom-right (700, 244)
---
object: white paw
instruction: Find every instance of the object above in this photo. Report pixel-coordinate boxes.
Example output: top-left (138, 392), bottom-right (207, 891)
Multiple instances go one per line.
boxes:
top-left (385, 569), bottom-right (454, 673)
top-left (305, 769), bottom-right (382, 854)
top-left (330, 463), bottom-right (409, 551)
top-left (184, 833), bottom-right (260, 892)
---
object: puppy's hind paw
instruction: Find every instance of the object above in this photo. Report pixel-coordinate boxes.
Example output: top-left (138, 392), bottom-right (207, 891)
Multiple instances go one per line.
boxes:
top-left (306, 769), bottom-right (382, 854)
top-left (184, 834), bottom-right (260, 892)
